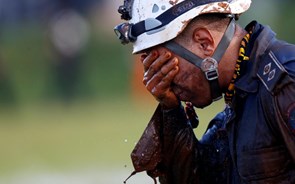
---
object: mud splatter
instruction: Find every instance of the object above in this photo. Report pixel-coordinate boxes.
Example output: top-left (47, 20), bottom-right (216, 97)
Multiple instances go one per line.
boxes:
top-left (169, 0), bottom-right (179, 6)
top-left (201, 2), bottom-right (230, 13)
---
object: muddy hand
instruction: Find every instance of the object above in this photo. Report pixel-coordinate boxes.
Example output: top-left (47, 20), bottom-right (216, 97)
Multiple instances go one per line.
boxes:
top-left (141, 48), bottom-right (180, 109)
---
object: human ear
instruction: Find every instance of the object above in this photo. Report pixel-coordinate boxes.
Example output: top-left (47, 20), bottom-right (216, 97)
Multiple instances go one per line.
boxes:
top-left (192, 28), bottom-right (214, 57)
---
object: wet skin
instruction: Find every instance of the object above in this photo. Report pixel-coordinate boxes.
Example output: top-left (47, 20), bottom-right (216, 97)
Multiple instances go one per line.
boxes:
top-left (141, 47), bottom-right (213, 109)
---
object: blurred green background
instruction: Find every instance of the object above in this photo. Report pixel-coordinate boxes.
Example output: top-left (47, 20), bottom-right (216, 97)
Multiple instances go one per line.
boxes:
top-left (0, 0), bottom-right (294, 183)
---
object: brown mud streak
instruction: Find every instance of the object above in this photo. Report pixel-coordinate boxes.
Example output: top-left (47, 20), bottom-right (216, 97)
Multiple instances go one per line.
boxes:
top-left (202, 2), bottom-right (230, 13)
top-left (218, 2), bottom-right (229, 9)
top-left (169, 0), bottom-right (179, 6)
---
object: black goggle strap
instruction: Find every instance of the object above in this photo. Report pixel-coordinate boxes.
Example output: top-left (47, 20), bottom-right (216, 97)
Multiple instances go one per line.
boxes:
top-left (163, 18), bottom-right (235, 101)
top-left (212, 18), bottom-right (236, 61)
top-left (164, 39), bottom-right (203, 68)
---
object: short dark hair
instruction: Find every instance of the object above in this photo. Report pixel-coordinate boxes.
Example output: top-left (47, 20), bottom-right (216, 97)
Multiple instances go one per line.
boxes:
top-left (176, 13), bottom-right (232, 43)
top-left (194, 13), bottom-right (232, 31)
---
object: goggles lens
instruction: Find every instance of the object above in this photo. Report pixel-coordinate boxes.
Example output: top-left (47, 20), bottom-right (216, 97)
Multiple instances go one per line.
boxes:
top-left (114, 23), bottom-right (135, 45)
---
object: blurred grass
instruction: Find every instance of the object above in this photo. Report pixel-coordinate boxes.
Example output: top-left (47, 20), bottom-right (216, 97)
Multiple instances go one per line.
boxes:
top-left (0, 97), bottom-right (224, 178)
top-left (0, 98), bottom-right (151, 175)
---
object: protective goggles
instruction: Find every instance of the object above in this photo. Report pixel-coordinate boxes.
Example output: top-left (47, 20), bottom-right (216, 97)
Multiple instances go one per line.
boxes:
top-left (114, 23), bottom-right (136, 45)
top-left (114, 0), bottom-right (230, 45)
top-left (114, 17), bottom-right (164, 45)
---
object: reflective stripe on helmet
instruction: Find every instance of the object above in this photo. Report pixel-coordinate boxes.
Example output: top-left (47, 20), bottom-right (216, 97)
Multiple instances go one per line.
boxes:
top-left (115, 0), bottom-right (251, 53)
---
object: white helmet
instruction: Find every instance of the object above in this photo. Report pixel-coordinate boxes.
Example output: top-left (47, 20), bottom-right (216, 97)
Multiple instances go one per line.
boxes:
top-left (114, 0), bottom-right (251, 54)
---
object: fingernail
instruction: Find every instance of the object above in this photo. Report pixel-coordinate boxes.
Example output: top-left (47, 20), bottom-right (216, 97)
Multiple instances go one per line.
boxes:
top-left (173, 57), bottom-right (178, 63)
top-left (140, 54), bottom-right (147, 61)
top-left (165, 52), bottom-right (171, 58)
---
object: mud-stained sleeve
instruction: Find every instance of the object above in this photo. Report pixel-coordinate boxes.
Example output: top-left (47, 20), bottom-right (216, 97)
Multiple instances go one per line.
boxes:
top-left (159, 105), bottom-right (200, 184)
top-left (275, 79), bottom-right (295, 162)
top-left (130, 104), bottom-right (200, 184)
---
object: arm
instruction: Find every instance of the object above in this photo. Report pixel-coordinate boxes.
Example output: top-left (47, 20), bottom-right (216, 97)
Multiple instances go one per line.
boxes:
top-left (160, 105), bottom-right (200, 184)
top-left (130, 103), bottom-right (200, 184)
top-left (274, 80), bottom-right (295, 161)
top-left (130, 104), bottom-right (232, 184)
top-left (130, 48), bottom-right (200, 183)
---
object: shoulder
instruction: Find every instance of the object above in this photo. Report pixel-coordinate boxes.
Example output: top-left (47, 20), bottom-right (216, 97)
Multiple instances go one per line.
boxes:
top-left (257, 39), bottom-right (295, 131)
top-left (257, 39), bottom-right (295, 94)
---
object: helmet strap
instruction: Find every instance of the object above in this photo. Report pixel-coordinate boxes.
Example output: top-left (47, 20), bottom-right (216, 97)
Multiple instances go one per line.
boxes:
top-left (164, 18), bottom-right (235, 101)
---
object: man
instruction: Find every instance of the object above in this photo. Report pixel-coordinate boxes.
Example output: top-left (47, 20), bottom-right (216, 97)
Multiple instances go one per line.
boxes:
top-left (114, 0), bottom-right (295, 183)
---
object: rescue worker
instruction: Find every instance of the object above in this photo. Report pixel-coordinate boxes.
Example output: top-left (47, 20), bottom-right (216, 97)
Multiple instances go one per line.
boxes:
top-left (114, 0), bottom-right (295, 183)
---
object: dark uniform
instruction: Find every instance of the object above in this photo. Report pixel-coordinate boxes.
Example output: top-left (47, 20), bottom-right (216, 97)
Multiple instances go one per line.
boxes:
top-left (130, 21), bottom-right (295, 184)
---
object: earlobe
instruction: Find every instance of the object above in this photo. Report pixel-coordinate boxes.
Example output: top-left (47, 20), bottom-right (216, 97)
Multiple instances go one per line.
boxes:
top-left (193, 28), bottom-right (214, 57)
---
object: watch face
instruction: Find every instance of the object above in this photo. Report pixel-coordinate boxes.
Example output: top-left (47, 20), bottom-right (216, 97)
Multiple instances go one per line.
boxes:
top-left (201, 57), bottom-right (218, 72)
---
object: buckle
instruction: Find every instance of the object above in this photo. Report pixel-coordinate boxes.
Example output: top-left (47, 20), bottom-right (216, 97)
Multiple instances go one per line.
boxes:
top-left (201, 57), bottom-right (219, 81)
top-left (205, 69), bottom-right (219, 81)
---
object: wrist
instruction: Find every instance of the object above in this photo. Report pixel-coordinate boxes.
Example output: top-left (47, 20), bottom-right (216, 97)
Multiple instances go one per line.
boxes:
top-left (162, 103), bottom-right (189, 129)
top-left (160, 100), bottom-right (180, 110)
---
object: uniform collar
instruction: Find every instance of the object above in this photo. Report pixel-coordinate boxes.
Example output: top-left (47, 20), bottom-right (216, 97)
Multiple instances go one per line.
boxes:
top-left (234, 21), bottom-right (277, 94)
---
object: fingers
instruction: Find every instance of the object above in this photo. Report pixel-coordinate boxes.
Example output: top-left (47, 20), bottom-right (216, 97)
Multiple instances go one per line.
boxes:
top-left (143, 52), bottom-right (174, 84)
top-left (141, 51), bottom-right (159, 72)
top-left (152, 66), bottom-right (180, 109)
top-left (148, 51), bottom-right (172, 73)
top-left (143, 57), bottom-right (178, 86)
top-left (160, 57), bottom-right (178, 76)
top-left (151, 66), bottom-right (179, 97)
top-left (140, 49), bottom-right (180, 109)
top-left (142, 51), bottom-right (171, 74)
top-left (145, 63), bottom-right (178, 97)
